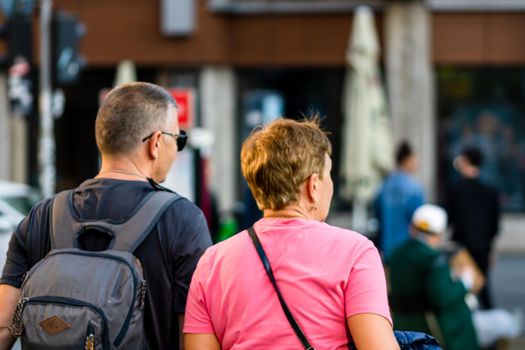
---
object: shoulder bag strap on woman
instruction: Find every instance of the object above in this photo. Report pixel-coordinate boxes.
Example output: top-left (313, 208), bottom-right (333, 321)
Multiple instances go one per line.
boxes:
top-left (247, 226), bottom-right (315, 350)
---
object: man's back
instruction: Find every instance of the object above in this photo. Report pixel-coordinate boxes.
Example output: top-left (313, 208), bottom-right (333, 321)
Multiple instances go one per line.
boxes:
top-left (375, 171), bottom-right (424, 255)
top-left (1, 179), bottom-right (212, 349)
top-left (448, 178), bottom-right (499, 271)
top-left (389, 239), bottom-right (437, 333)
top-left (389, 238), bottom-right (479, 350)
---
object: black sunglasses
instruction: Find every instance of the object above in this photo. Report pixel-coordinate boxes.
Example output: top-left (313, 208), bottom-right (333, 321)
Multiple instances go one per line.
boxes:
top-left (142, 130), bottom-right (187, 152)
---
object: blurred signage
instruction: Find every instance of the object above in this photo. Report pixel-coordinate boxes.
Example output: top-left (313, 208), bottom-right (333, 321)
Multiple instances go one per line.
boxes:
top-left (169, 88), bottom-right (195, 129)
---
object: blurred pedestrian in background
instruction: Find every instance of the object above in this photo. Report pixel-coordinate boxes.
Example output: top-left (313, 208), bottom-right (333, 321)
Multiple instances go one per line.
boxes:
top-left (184, 117), bottom-right (399, 349)
top-left (446, 146), bottom-right (500, 309)
top-left (374, 140), bottom-right (425, 257)
top-left (388, 204), bottom-right (521, 350)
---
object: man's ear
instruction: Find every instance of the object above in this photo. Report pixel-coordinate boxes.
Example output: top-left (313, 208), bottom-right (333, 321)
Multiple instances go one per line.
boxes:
top-left (307, 173), bottom-right (319, 203)
top-left (147, 131), bottom-right (162, 159)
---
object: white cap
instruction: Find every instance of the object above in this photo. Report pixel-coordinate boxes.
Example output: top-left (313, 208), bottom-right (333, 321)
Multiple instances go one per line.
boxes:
top-left (412, 204), bottom-right (448, 235)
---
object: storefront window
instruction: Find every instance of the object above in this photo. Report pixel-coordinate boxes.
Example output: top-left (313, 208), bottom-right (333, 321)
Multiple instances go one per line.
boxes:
top-left (437, 68), bottom-right (525, 212)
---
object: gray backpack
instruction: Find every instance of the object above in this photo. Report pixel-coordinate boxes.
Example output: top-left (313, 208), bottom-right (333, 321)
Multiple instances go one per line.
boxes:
top-left (10, 189), bottom-right (180, 350)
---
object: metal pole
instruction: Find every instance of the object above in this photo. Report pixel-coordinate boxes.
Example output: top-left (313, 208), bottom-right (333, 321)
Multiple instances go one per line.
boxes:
top-left (39, 0), bottom-right (55, 197)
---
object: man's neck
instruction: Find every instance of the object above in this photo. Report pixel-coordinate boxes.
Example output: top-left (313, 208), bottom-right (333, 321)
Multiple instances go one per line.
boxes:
top-left (397, 167), bottom-right (412, 175)
top-left (462, 166), bottom-right (480, 179)
top-left (96, 157), bottom-right (149, 182)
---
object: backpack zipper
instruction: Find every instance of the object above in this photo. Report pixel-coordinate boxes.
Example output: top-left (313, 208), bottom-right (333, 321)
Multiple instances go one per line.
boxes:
top-left (9, 297), bottom-right (29, 337)
top-left (85, 333), bottom-right (95, 350)
top-left (139, 280), bottom-right (147, 311)
top-left (24, 296), bottom-right (110, 350)
top-left (85, 322), bottom-right (96, 350)
top-left (41, 250), bottom-right (140, 347)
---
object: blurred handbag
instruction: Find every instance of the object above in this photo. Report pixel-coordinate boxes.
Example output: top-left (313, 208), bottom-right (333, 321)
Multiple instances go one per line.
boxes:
top-left (247, 226), bottom-right (442, 350)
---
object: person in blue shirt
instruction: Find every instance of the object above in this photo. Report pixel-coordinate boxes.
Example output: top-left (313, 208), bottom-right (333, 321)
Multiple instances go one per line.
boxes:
top-left (374, 141), bottom-right (425, 257)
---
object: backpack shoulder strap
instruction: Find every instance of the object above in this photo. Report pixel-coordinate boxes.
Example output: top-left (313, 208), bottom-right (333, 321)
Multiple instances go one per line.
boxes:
top-left (51, 189), bottom-right (181, 252)
top-left (111, 190), bottom-right (181, 252)
top-left (50, 189), bottom-right (82, 249)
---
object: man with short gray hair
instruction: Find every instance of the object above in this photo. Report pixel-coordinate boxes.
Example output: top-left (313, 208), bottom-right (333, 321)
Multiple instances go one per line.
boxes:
top-left (0, 82), bottom-right (212, 349)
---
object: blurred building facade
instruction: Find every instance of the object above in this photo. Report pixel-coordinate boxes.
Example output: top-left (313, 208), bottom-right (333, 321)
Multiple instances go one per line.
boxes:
top-left (2, 0), bottom-right (525, 232)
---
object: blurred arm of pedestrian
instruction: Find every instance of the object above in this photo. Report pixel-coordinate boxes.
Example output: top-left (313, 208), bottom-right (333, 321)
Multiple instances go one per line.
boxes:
top-left (0, 284), bottom-right (19, 349)
top-left (456, 266), bottom-right (475, 291)
top-left (185, 333), bottom-right (220, 350)
top-left (348, 313), bottom-right (400, 350)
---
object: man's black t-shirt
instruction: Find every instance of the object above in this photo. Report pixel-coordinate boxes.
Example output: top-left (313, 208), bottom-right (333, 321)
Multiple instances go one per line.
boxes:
top-left (0, 178), bottom-right (212, 349)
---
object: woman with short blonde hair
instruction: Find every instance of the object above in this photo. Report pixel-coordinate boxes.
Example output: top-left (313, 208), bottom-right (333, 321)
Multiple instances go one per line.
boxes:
top-left (241, 118), bottom-right (332, 213)
top-left (184, 117), bottom-right (399, 350)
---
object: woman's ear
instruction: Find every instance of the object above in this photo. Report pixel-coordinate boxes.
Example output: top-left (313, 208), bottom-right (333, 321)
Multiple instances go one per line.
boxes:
top-left (307, 173), bottom-right (319, 203)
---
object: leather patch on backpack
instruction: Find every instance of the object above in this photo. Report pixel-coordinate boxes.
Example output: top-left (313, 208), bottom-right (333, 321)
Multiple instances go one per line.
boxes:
top-left (40, 315), bottom-right (71, 335)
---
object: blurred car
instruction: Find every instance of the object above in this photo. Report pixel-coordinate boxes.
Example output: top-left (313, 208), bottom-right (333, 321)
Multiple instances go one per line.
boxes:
top-left (0, 181), bottom-right (41, 269)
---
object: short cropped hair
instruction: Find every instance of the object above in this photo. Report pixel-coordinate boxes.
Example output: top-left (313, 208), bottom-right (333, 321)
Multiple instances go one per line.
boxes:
top-left (461, 146), bottom-right (484, 167)
top-left (396, 140), bottom-right (413, 166)
top-left (241, 117), bottom-right (332, 211)
top-left (95, 82), bottom-right (177, 155)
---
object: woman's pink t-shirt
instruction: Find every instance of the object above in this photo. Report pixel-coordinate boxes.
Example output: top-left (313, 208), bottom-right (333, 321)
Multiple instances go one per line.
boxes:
top-left (184, 218), bottom-right (392, 349)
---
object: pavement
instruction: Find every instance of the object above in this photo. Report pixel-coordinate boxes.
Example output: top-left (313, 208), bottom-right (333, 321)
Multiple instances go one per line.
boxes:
top-left (494, 215), bottom-right (525, 254)
top-left (492, 254), bottom-right (525, 350)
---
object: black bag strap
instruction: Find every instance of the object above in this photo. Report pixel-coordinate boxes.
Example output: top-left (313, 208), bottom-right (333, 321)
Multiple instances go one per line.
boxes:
top-left (51, 189), bottom-right (181, 252)
top-left (247, 226), bottom-right (315, 350)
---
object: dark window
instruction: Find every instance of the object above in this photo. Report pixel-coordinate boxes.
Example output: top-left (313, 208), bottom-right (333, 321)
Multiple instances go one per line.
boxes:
top-left (437, 67), bottom-right (525, 212)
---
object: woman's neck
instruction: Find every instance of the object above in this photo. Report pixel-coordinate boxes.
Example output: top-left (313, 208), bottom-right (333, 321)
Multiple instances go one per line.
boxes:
top-left (264, 206), bottom-right (311, 220)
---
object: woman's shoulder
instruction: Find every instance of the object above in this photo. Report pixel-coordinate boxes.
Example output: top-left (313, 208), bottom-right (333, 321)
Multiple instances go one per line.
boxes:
top-left (199, 229), bottom-right (249, 261)
top-left (310, 222), bottom-right (377, 258)
top-left (320, 221), bottom-right (371, 242)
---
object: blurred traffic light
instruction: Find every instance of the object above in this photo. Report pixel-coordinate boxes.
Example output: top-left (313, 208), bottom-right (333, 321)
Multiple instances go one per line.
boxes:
top-left (52, 11), bottom-right (85, 85)
top-left (0, 14), bottom-right (34, 116)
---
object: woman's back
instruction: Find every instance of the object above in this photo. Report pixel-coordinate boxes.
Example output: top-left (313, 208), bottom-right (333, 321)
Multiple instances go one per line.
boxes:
top-left (184, 217), bottom-right (391, 350)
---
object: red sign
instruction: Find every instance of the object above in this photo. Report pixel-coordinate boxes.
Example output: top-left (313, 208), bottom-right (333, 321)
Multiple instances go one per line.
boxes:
top-left (169, 89), bottom-right (195, 129)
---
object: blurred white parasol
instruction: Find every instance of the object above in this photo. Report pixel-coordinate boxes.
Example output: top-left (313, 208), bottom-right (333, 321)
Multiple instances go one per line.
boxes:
top-left (340, 6), bottom-right (393, 204)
